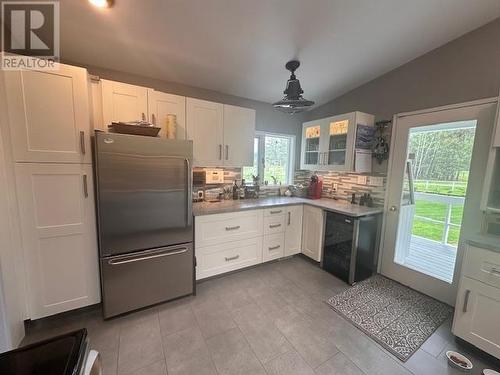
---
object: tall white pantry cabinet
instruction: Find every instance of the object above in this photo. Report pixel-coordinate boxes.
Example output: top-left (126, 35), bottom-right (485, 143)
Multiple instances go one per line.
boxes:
top-left (3, 64), bottom-right (100, 319)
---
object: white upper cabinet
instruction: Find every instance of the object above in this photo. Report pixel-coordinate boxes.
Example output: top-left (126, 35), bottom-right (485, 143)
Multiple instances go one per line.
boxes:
top-left (300, 111), bottom-right (374, 172)
top-left (301, 120), bottom-right (325, 170)
top-left (15, 163), bottom-right (100, 319)
top-left (223, 104), bottom-right (255, 167)
top-left (4, 64), bottom-right (92, 163)
top-left (101, 79), bottom-right (149, 126)
top-left (187, 98), bottom-right (224, 166)
top-left (147, 90), bottom-right (187, 139)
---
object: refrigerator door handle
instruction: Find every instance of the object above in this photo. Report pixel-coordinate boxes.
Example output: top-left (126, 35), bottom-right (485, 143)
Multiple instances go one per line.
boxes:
top-left (186, 158), bottom-right (192, 227)
top-left (108, 247), bottom-right (189, 265)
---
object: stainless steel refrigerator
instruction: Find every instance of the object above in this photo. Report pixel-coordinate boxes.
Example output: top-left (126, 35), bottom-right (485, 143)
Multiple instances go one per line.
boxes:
top-left (93, 132), bottom-right (194, 318)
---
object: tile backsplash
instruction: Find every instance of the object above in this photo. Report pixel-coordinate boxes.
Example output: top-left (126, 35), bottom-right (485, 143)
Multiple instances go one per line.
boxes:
top-left (294, 170), bottom-right (386, 207)
top-left (193, 167), bottom-right (386, 207)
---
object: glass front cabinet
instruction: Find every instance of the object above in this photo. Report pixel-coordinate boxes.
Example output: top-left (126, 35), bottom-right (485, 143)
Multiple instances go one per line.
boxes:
top-left (300, 111), bottom-right (375, 172)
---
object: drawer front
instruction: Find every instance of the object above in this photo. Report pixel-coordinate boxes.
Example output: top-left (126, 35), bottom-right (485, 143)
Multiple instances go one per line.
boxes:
top-left (264, 207), bottom-right (286, 217)
top-left (262, 233), bottom-right (285, 262)
top-left (195, 209), bottom-right (263, 247)
top-left (264, 215), bottom-right (286, 235)
top-left (196, 237), bottom-right (263, 280)
top-left (463, 245), bottom-right (500, 289)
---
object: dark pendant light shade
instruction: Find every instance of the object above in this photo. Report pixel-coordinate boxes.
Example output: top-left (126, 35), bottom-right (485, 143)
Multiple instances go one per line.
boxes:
top-left (273, 60), bottom-right (314, 114)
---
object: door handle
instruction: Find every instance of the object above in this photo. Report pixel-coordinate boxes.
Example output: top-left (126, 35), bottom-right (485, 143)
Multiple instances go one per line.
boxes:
top-left (389, 206), bottom-right (398, 212)
top-left (185, 158), bottom-right (192, 227)
top-left (79, 131), bottom-right (86, 155)
top-left (225, 255), bottom-right (239, 262)
top-left (108, 247), bottom-right (188, 265)
top-left (225, 225), bottom-right (240, 231)
top-left (82, 174), bottom-right (88, 198)
top-left (225, 145), bottom-right (229, 160)
top-left (268, 245), bottom-right (281, 251)
top-left (288, 212), bottom-right (291, 225)
top-left (270, 210), bottom-right (282, 214)
top-left (269, 224), bottom-right (281, 229)
top-left (219, 144), bottom-right (222, 160)
top-left (463, 289), bottom-right (471, 313)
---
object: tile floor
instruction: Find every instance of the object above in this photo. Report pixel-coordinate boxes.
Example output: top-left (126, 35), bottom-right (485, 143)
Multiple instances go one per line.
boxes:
top-left (23, 256), bottom-right (500, 375)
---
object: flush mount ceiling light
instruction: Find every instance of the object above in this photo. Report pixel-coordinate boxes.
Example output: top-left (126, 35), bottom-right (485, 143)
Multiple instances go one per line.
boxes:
top-left (273, 60), bottom-right (314, 114)
top-left (89, 0), bottom-right (114, 8)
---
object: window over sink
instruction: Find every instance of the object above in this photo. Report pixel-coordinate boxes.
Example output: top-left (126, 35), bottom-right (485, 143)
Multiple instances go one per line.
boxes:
top-left (242, 132), bottom-right (295, 186)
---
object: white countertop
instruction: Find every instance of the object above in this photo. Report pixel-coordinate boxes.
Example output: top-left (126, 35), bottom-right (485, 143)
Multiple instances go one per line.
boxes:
top-left (192, 196), bottom-right (383, 217)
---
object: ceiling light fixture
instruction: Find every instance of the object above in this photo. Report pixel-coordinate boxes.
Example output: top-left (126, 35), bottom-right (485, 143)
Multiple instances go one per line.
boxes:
top-left (273, 60), bottom-right (314, 114)
top-left (89, 0), bottom-right (114, 8)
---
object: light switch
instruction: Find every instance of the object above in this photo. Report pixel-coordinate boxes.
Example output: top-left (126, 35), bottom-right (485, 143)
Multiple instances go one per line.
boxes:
top-left (369, 176), bottom-right (384, 187)
top-left (357, 175), bottom-right (367, 185)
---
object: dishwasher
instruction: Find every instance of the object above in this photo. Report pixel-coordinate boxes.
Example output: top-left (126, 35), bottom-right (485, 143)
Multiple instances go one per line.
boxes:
top-left (321, 211), bottom-right (380, 285)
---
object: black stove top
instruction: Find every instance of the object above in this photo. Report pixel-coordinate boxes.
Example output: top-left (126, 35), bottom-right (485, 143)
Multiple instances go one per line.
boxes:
top-left (0, 329), bottom-right (87, 375)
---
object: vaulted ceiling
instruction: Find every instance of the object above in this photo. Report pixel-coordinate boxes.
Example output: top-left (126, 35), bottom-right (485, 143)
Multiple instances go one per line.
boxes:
top-left (60, 1), bottom-right (500, 106)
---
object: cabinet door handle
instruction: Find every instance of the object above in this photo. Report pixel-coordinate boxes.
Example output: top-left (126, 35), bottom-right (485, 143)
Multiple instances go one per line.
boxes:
top-left (288, 212), bottom-right (291, 225)
top-left (268, 245), bottom-right (281, 251)
top-left (225, 255), bottom-right (239, 262)
top-left (79, 131), bottom-right (86, 155)
top-left (270, 210), bottom-right (282, 214)
top-left (151, 113), bottom-right (156, 125)
top-left (269, 224), bottom-right (281, 229)
top-left (225, 225), bottom-right (240, 231)
top-left (83, 174), bottom-right (88, 198)
top-left (225, 145), bottom-right (229, 160)
top-left (463, 289), bottom-right (471, 313)
top-left (219, 144), bottom-right (222, 160)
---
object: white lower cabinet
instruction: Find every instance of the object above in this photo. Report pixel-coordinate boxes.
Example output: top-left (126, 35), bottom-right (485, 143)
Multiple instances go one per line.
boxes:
top-left (196, 237), bottom-right (263, 280)
top-left (195, 205), bottom-right (306, 280)
top-left (15, 163), bottom-right (100, 319)
top-left (263, 233), bottom-right (285, 262)
top-left (452, 245), bottom-right (500, 359)
top-left (301, 205), bottom-right (324, 262)
top-left (285, 205), bottom-right (303, 256)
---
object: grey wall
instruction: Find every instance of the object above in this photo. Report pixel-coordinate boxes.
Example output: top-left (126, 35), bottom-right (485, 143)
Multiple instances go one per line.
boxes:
top-left (306, 17), bottom-right (500, 122)
top-left (64, 62), bottom-right (306, 167)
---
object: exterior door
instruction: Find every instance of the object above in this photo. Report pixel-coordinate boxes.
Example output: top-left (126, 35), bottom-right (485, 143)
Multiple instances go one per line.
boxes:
top-left (147, 90), bottom-right (186, 139)
top-left (380, 99), bottom-right (497, 305)
top-left (15, 163), bottom-right (100, 319)
top-left (223, 104), bottom-right (256, 167)
top-left (101, 79), bottom-right (149, 126)
top-left (186, 98), bottom-right (223, 166)
top-left (3, 65), bottom-right (92, 163)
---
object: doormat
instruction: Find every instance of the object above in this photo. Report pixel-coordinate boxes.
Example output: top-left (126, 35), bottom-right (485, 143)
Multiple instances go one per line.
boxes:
top-left (326, 275), bottom-right (453, 361)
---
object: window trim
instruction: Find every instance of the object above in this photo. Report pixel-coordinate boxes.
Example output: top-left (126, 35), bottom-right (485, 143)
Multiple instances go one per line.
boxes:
top-left (245, 131), bottom-right (295, 187)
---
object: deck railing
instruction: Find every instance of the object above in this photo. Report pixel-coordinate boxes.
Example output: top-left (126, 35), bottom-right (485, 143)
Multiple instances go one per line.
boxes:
top-left (413, 192), bottom-right (465, 246)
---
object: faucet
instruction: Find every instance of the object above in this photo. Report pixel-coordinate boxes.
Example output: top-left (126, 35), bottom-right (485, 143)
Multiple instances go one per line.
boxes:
top-left (270, 176), bottom-right (277, 185)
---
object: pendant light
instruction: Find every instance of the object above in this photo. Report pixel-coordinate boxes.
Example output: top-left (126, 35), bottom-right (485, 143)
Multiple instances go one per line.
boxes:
top-left (273, 60), bottom-right (314, 114)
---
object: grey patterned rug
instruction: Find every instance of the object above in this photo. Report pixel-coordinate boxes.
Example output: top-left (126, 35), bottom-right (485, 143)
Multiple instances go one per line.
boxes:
top-left (326, 275), bottom-right (453, 362)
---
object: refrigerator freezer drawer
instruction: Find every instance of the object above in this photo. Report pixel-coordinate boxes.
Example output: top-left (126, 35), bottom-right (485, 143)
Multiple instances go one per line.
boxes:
top-left (100, 243), bottom-right (194, 318)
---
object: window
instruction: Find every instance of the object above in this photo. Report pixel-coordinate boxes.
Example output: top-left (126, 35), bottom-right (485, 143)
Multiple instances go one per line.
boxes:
top-left (242, 132), bottom-right (295, 186)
